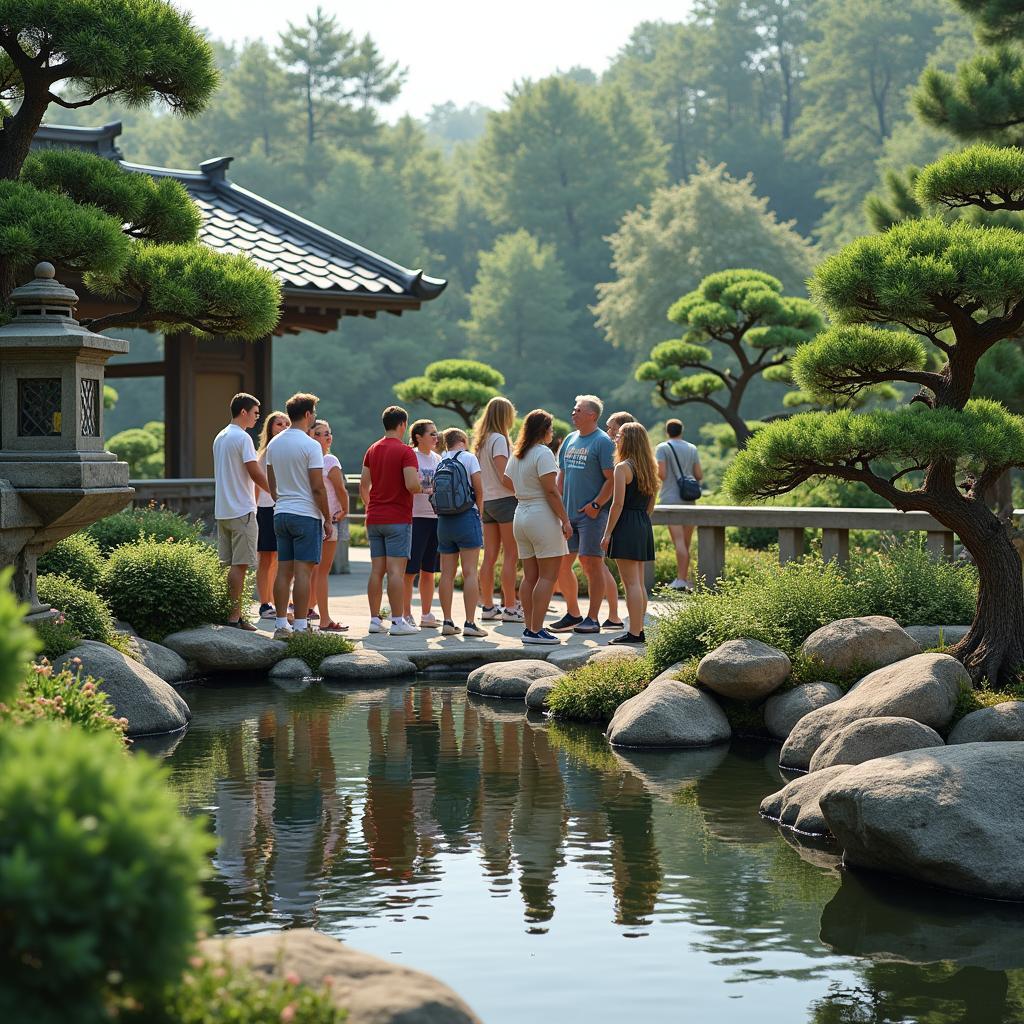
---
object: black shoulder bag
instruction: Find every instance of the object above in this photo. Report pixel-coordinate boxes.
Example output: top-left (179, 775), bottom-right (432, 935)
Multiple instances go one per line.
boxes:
top-left (668, 443), bottom-right (702, 502)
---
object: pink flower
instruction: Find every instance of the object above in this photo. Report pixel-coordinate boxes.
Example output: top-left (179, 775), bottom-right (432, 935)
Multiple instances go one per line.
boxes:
top-left (280, 1005), bottom-right (297, 1023)
top-left (284, 970), bottom-right (301, 986)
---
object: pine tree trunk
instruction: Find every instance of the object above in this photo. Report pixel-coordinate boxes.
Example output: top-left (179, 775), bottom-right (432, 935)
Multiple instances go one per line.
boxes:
top-left (947, 503), bottom-right (1024, 687)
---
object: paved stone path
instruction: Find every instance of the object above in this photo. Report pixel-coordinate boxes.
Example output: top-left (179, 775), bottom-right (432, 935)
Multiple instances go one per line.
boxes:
top-left (251, 547), bottom-right (673, 660)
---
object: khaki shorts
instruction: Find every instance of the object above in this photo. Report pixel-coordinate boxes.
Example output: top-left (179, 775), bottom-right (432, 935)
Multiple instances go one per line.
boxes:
top-left (217, 512), bottom-right (258, 566)
top-left (513, 502), bottom-right (568, 560)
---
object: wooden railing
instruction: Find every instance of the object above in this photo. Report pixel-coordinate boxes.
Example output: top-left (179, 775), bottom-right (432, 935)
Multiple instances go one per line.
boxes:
top-left (132, 479), bottom-right (986, 589)
top-left (650, 505), bottom-right (957, 590)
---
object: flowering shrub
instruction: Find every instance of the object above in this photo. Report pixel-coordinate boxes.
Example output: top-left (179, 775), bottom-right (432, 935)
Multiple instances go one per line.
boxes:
top-left (33, 613), bottom-right (83, 659)
top-left (36, 574), bottom-right (118, 644)
top-left (0, 661), bottom-right (128, 742)
top-left (0, 721), bottom-right (212, 1022)
top-left (85, 503), bottom-right (205, 554)
top-left (169, 956), bottom-right (344, 1023)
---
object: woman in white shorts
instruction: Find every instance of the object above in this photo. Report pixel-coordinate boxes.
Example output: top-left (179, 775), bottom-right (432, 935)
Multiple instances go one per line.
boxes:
top-left (508, 409), bottom-right (572, 646)
top-left (310, 419), bottom-right (349, 631)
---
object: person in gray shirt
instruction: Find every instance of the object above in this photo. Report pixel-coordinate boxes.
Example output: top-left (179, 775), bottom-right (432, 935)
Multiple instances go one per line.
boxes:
top-left (655, 418), bottom-right (703, 592)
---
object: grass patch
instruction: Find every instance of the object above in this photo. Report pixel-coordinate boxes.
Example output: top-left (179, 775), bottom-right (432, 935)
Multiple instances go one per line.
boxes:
top-left (547, 655), bottom-right (655, 723)
top-left (648, 540), bottom-right (977, 674)
top-left (951, 679), bottom-right (1024, 725)
top-left (285, 630), bottom-right (355, 672)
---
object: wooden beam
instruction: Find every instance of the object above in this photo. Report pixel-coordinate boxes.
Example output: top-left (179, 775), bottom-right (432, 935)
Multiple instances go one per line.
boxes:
top-left (106, 361), bottom-right (166, 379)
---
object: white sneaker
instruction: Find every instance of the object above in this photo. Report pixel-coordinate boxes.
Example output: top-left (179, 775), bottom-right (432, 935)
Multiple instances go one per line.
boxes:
top-left (669, 578), bottom-right (688, 590)
top-left (480, 604), bottom-right (501, 621)
top-left (463, 622), bottom-right (487, 638)
top-left (420, 613), bottom-right (440, 628)
top-left (389, 619), bottom-right (419, 636)
top-left (368, 617), bottom-right (385, 633)
top-left (442, 620), bottom-right (461, 636)
top-left (272, 626), bottom-right (293, 641)
top-left (501, 604), bottom-right (524, 623)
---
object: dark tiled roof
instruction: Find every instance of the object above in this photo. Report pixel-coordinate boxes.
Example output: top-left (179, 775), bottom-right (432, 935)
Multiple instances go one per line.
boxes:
top-left (32, 122), bottom-right (447, 312)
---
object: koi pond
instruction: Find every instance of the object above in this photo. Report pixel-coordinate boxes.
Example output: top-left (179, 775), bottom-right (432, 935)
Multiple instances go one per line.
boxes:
top-left (142, 679), bottom-right (1024, 1024)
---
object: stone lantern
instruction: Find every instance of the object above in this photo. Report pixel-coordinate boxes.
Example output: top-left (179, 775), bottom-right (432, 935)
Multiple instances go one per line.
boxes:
top-left (0, 262), bottom-right (132, 615)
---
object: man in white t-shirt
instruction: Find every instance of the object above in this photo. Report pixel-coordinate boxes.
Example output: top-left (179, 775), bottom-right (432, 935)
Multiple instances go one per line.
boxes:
top-left (213, 393), bottom-right (271, 630)
top-left (266, 392), bottom-right (331, 639)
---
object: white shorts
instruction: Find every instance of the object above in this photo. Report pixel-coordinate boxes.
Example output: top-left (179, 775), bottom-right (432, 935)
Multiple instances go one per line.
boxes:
top-left (513, 502), bottom-right (568, 560)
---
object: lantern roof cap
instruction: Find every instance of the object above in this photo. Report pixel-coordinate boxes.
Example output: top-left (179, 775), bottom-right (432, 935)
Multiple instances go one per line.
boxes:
top-left (9, 263), bottom-right (79, 323)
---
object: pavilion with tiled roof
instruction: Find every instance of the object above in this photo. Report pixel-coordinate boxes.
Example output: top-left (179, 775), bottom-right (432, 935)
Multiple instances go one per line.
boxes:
top-left (32, 121), bottom-right (446, 475)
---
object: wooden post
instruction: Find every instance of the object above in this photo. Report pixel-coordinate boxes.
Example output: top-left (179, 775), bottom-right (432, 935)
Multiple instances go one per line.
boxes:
top-left (777, 527), bottom-right (804, 564)
top-left (644, 558), bottom-right (656, 593)
top-left (821, 528), bottom-right (850, 564)
top-left (926, 530), bottom-right (954, 559)
top-left (696, 525), bottom-right (726, 590)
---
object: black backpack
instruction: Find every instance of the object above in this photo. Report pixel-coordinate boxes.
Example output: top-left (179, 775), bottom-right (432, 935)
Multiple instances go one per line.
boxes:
top-left (430, 451), bottom-right (475, 515)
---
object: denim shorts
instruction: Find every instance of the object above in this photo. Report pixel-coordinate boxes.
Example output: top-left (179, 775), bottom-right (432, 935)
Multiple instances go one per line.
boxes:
top-left (567, 509), bottom-right (608, 558)
top-left (437, 507), bottom-right (483, 554)
top-left (274, 512), bottom-right (322, 564)
top-left (368, 521), bottom-right (413, 559)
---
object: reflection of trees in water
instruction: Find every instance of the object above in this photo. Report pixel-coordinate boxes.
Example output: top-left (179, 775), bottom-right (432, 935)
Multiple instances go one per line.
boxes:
top-left (810, 964), bottom-right (1021, 1024)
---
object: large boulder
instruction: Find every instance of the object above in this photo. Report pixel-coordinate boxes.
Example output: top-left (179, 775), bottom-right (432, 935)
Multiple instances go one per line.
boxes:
top-left (808, 716), bottom-right (944, 773)
top-left (268, 657), bottom-right (312, 680)
top-left (949, 701), bottom-right (1024, 744)
top-left (819, 742), bottom-right (1024, 901)
top-left (525, 678), bottom-right (557, 711)
top-left (58, 640), bottom-right (190, 737)
top-left (903, 624), bottom-right (970, 649)
top-left (780, 653), bottom-right (966, 770)
top-left (162, 625), bottom-right (286, 672)
top-left (607, 680), bottom-right (731, 749)
top-left (759, 764), bottom-right (852, 836)
top-left (200, 928), bottom-right (481, 1024)
top-left (697, 638), bottom-right (791, 700)
top-left (764, 682), bottom-right (843, 740)
top-left (800, 615), bottom-right (921, 674)
top-left (320, 649), bottom-right (416, 680)
top-left (133, 637), bottom-right (191, 684)
top-left (467, 660), bottom-right (562, 700)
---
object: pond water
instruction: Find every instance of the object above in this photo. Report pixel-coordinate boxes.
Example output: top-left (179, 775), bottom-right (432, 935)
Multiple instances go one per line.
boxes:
top-left (146, 679), bottom-right (1024, 1024)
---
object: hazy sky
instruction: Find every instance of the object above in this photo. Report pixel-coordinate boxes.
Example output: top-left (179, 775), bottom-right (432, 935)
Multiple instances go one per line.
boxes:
top-left (178, 1), bottom-right (695, 119)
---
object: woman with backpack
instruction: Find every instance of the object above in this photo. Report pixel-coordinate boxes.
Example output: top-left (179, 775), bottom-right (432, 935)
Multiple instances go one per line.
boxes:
top-left (473, 396), bottom-right (522, 625)
top-left (507, 410), bottom-right (572, 646)
top-left (601, 422), bottom-right (658, 644)
top-left (434, 427), bottom-right (487, 637)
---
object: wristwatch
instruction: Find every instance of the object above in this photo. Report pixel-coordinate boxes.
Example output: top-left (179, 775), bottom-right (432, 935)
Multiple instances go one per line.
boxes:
top-left (590, 501), bottom-right (600, 511)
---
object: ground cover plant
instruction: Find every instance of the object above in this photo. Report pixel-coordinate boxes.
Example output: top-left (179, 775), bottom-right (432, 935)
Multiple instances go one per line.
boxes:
top-left (547, 655), bottom-right (655, 723)
top-left (86, 505), bottom-right (206, 554)
top-left (647, 542), bottom-right (978, 674)
top-left (285, 630), bottom-right (356, 672)
top-left (100, 538), bottom-right (232, 640)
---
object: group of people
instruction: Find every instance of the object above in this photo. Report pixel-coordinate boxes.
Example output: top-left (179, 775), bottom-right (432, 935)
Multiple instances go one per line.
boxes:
top-left (212, 389), bottom-right (703, 646)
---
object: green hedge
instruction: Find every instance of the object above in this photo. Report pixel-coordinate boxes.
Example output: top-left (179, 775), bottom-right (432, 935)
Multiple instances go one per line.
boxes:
top-left (100, 539), bottom-right (232, 641)
top-left (37, 533), bottom-right (106, 589)
top-left (0, 722), bottom-right (212, 1021)
top-left (648, 541), bottom-right (978, 674)
top-left (86, 504), bottom-right (205, 554)
top-left (37, 574), bottom-right (117, 644)
top-left (285, 630), bottom-right (355, 672)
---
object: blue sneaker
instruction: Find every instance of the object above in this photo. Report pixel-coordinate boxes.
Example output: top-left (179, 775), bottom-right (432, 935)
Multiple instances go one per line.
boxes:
top-left (537, 628), bottom-right (561, 644)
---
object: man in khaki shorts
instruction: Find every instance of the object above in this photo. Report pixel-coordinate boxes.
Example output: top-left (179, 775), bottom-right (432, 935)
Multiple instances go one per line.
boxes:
top-left (213, 393), bottom-right (271, 629)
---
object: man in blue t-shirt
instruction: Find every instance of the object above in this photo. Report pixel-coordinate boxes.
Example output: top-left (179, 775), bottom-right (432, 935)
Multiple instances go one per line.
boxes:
top-left (551, 394), bottom-right (616, 634)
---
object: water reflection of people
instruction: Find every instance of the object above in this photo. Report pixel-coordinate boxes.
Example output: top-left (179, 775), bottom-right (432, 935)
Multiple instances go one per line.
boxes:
top-left (603, 771), bottom-right (661, 928)
top-left (512, 723), bottom-right (566, 924)
top-left (477, 706), bottom-right (521, 883)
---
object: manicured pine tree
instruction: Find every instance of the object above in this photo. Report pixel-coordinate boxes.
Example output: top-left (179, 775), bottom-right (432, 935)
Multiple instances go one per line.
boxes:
top-left (394, 359), bottom-right (505, 429)
top-left (727, 145), bottom-right (1024, 685)
top-left (634, 269), bottom-right (822, 448)
top-left (0, 1), bottom-right (280, 336)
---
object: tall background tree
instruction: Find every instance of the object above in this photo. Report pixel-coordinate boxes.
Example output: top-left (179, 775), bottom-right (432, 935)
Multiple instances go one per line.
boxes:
top-left (727, 145), bottom-right (1024, 684)
top-left (394, 359), bottom-right (505, 429)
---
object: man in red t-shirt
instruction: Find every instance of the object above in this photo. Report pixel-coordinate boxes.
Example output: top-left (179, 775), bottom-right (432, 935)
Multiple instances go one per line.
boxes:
top-left (360, 405), bottom-right (421, 636)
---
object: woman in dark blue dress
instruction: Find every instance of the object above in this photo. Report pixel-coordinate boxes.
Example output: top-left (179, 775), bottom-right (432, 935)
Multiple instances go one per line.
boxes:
top-left (601, 423), bottom-right (657, 644)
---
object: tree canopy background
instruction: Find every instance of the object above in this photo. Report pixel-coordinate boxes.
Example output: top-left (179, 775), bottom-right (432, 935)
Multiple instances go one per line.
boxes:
top-left (77, 0), bottom-right (975, 467)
